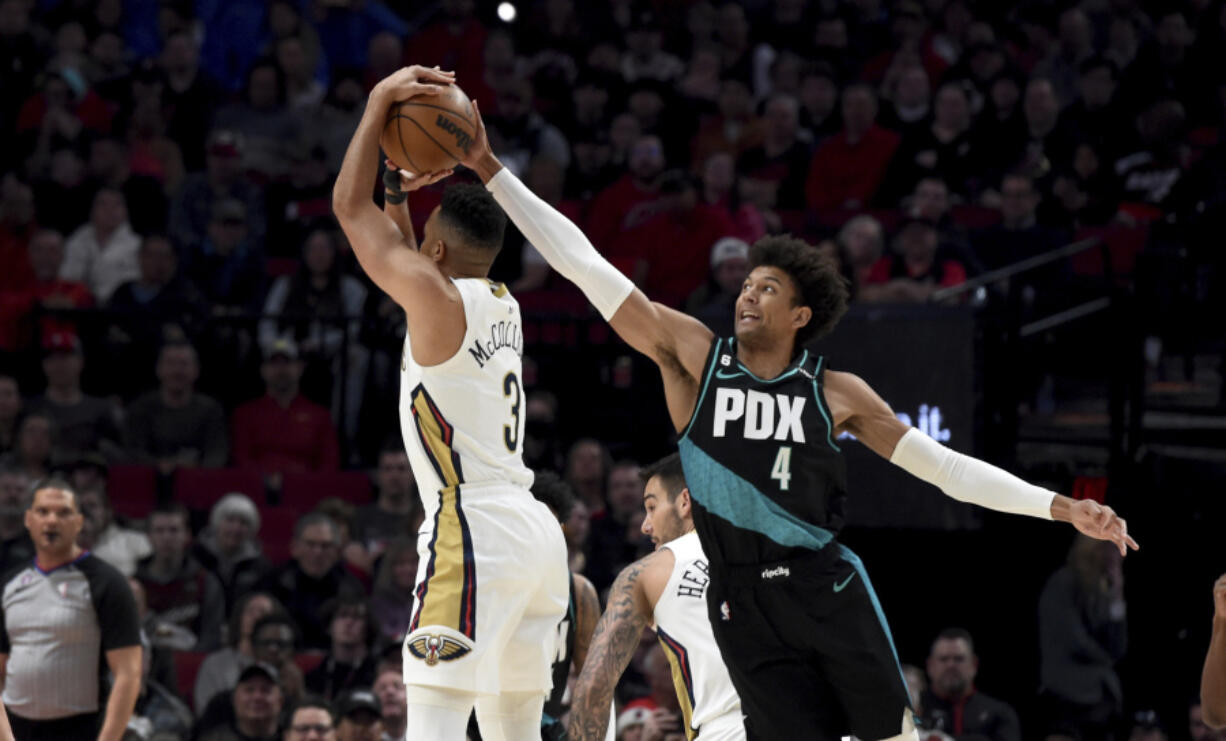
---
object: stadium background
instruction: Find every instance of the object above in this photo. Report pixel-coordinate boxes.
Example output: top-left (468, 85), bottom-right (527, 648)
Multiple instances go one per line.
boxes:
top-left (0, 0), bottom-right (1224, 737)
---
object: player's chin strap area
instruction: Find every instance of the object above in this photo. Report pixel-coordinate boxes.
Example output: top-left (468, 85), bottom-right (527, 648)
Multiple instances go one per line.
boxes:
top-left (485, 167), bottom-right (635, 321)
top-left (889, 428), bottom-right (1056, 520)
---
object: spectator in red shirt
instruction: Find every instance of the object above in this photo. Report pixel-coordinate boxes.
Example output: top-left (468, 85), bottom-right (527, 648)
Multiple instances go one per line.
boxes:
top-left (860, 216), bottom-right (967, 303)
top-left (585, 134), bottom-right (666, 258)
top-left (805, 83), bottom-right (901, 210)
top-left (231, 336), bottom-right (340, 479)
top-left (405, 0), bottom-right (487, 92)
top-left (0, 174), bottom-right (36, 293)
top-left (0, 229), bottom-right (93, 352)
top-left (613, 171), bottom-right (738, 308)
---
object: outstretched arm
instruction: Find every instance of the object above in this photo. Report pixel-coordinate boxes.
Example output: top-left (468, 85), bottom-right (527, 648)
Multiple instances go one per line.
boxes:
top-left (1204, 574), bottom-right (1226, 729)
top-left (459, 102), bottom-right (713, 428)
top-left (567, 556), bottom-right (656, 741)
top-left (332, 66), bottom-right (461, 366)
top-left (824, 370), bottom-right (1138, 555)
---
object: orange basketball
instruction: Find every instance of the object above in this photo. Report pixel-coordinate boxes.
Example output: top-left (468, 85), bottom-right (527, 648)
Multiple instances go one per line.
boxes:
top-left (381, 83), bottom-right (476, 174)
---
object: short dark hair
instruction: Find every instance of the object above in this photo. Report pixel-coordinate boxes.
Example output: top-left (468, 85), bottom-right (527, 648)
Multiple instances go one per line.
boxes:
top-left (288, 695), bottom-right (334, 726)
top-left (933, 626), bottom-right (975, 654)
top-left (639, 453), bottom-right (686, 501)
top-left (748, 235), bottom-right (849, 346)
top-left (252, 611), bottom-right (300, 646)
top-left (530, 470), bottom-right (576, 522)
top-left (294, 511), bottom-right (339, 542)
top-left (438, 184), bottom-right (506, 252)
top-left (27, 477), bottom-right (77, 511)
top-left (149, 501), bottom-right (189, 527)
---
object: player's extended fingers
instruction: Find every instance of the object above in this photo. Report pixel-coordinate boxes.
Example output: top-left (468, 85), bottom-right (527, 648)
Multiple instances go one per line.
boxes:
top-left (412, 65), bottom-right (455, 83)
top-left (1124, 533), bottom-right (1140, 551)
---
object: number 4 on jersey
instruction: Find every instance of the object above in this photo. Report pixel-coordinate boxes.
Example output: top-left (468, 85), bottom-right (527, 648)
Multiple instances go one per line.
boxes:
top-left (771, 446), bottom-right (792, 491)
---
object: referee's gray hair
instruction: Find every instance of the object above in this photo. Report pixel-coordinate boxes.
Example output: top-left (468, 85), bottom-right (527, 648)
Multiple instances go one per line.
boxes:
top-left (25, 476), bottom-right (79, 510)
top-left (209, 492), bottom-right (261, 533)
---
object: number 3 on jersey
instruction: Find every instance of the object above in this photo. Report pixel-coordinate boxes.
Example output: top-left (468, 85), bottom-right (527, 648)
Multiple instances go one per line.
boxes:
top-left (771, 446), bottom-right (792, 491)
top-left (503, 372), bottom-right (521, 452)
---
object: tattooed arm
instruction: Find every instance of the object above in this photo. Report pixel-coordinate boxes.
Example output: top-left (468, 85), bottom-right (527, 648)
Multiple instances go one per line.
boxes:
top-left (572, 572), bottom-right (602, 675)
top-left (568, 550), bottom-right (670, 741)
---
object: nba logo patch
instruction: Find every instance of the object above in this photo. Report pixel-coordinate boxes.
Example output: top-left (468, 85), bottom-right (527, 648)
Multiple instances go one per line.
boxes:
top-left (720, 601), bottom-right (731, 621)
top-left (58, 583), bottom-right (69, 598)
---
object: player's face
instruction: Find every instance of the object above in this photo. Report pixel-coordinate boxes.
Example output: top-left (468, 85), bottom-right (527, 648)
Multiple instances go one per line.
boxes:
top-left (641, 476), bottom-right (686, 547)
top-left (734, 266), bottom-right (806, 347)
top-left (25, 487), bottom-right (83, 558)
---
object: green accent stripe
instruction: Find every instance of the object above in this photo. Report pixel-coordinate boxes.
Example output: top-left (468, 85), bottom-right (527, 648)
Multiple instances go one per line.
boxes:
top-left (837, 543), bottom-right (911, 709)
top-left (681, 338), bottom-right (722, 440)
top-left (679, 438), bottom-right (833, 550)
top-left (811, 357), bottom-right (841, 452)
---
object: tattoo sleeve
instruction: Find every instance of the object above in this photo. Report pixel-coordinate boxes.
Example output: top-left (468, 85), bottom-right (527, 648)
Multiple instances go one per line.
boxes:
top-left (567, 558), bottom-right (653, 741)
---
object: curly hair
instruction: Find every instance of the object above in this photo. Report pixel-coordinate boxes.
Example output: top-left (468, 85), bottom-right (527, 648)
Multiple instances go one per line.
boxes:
top-left (748, 235), bottom-right (849, 346)
top-left (530, 470), bottom-right (576, 523)
top-left (438, 183), bottom-right (507, 252)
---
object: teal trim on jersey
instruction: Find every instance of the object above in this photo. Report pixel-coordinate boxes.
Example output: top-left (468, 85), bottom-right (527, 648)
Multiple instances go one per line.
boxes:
top-left (734, 348), bottom-right (810, 384)
top-left (837, 543), bottom-right (910, 703)
top-left (681, 338), bottom-right (723, 440)
top-left (679, 437), bottom-right (834, 550)
top-left (811, 357), bottom-right (841, 452)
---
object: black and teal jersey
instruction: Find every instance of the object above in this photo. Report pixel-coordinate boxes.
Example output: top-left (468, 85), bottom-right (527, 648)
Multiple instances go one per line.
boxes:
top-left (541, 574), bottom-right (577, 739)
top-left (678, 337), bottom-right (847, 569)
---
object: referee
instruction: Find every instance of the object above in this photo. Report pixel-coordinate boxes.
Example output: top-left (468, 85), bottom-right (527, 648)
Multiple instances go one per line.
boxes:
top-left (0, 479), bottom-right (141, 740)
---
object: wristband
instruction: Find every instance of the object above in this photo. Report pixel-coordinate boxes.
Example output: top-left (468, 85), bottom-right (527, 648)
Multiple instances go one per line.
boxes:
top-left (384, 190), bottom-right (407, 205)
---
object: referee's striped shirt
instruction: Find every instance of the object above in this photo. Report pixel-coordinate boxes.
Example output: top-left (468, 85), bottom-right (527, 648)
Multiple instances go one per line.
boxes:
top-left (0, 552), bottom-right (140, 720)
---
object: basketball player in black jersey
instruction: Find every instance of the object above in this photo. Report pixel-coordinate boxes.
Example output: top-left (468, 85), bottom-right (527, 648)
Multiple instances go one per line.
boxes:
top-left (529, 472), bottom-right (601, 740)
top-left (454, 103), bottom-right (1138, 741)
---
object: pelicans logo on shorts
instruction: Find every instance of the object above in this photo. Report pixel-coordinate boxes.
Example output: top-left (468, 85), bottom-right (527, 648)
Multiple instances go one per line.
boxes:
top-left (408, 632), bottom-right (472, 666)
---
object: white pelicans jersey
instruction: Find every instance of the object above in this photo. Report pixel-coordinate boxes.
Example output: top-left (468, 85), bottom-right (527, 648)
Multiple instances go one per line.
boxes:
top-left (653, 531), bottom-right (745, 740)
top-left (399, 277), bottom-right (532, 498)
top-left (398, 277), bottom-right (566, 695)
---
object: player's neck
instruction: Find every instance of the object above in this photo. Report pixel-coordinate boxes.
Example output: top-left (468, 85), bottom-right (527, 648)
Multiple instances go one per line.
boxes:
top-left (735, 338), bottom-right (796, 380)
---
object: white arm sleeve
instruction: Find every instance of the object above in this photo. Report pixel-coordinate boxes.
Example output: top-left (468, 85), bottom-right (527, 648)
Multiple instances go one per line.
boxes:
top-left (486, 167), bottom-right (635, 320)
top-left (889, 428), bottom-right (1056, 520)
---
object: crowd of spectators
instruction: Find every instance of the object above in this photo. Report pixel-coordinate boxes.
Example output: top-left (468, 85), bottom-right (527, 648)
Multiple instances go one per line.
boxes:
top-left (0, 0), bottom-right (1223, 738)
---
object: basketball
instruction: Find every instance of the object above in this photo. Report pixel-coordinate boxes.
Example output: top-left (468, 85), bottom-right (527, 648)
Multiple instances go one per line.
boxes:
top-left (381, 83), bottom-right (476, 174)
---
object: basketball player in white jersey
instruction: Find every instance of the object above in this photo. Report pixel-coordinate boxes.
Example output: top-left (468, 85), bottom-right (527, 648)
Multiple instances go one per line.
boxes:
top-left (568, 453), bottom-right (743, 741)
top-left (333, 65), bottom-right (569, 741)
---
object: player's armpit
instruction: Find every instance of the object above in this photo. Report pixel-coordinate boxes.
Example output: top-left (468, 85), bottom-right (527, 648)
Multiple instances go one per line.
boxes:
top-left (567, 556), bottom-right (656, 741)
top-left (335, 206), bottom-right (465, 365)
top-left (609, 292), bottom-right (713, 382)
top-left (822, 370), bottom-right (910, 460)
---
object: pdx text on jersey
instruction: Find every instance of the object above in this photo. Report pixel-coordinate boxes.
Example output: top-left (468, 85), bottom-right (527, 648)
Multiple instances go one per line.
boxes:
top-left (467, 319), bottom-right (523, 368)
top-left (712, 388), bottom-right (806, 443)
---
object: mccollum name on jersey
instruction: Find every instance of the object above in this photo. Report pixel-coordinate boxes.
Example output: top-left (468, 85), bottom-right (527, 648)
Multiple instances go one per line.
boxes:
top-left (467, 319), bottom-right (523, 369)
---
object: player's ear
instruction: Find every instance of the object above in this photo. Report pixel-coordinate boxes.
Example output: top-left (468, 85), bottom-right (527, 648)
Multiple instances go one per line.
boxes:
top-left (677, 487), bottom-right (692, 518)
top-left (792, 305), bottom-right (812, 331)
top-left (425, 238), bottom-right (446, 263)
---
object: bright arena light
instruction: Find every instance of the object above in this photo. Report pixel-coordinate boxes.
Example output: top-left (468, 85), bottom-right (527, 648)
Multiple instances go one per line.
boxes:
top-left (497, 2), bottom-right (516, 22)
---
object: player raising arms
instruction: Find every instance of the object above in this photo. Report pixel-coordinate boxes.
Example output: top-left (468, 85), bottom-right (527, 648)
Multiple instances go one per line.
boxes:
top-left (456, 101), bottom-right (1138, 741)
top-left (333, 66), bottom-right (568, 741)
